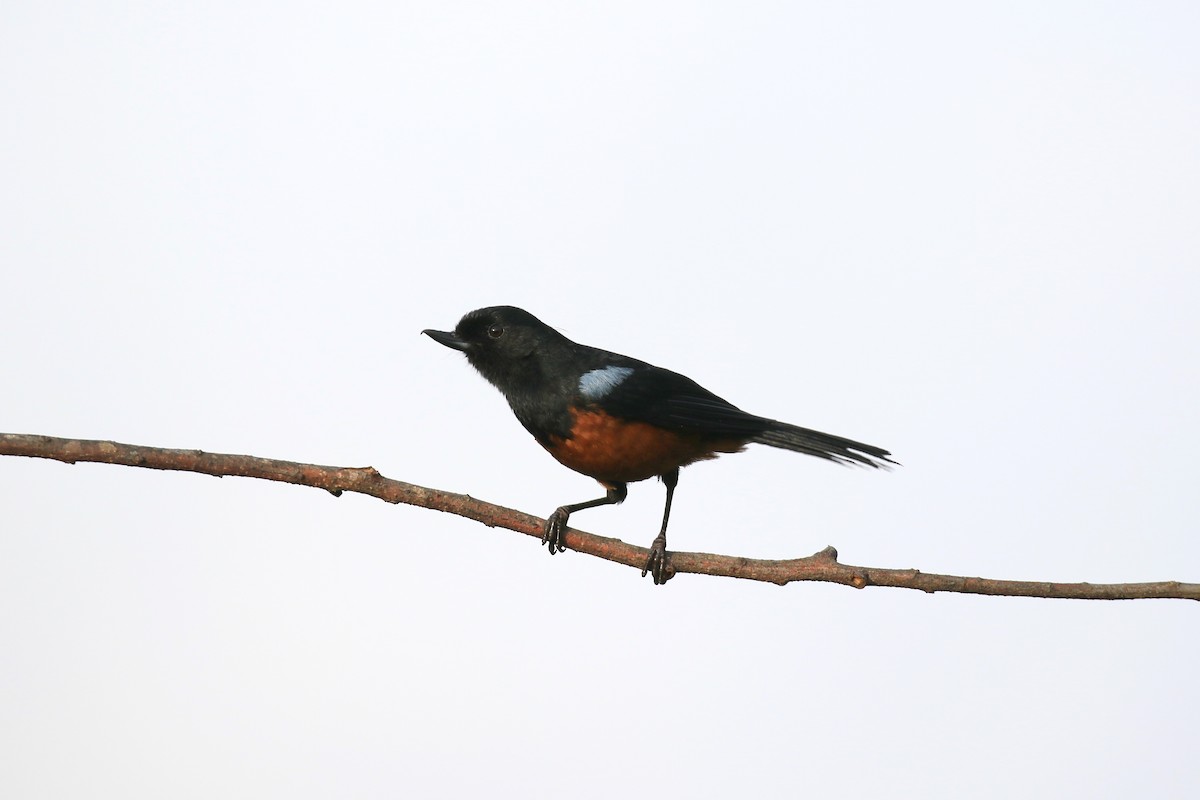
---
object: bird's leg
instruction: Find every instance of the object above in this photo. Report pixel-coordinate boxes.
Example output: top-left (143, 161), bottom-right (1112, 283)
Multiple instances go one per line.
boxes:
top-left (642, 468), bottom-right (679, 585)
top-left (544, 483), bottom-right (627, 554)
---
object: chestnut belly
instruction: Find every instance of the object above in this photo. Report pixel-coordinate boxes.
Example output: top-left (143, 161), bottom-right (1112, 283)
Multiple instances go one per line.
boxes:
top-left (543, 408), bottom-right (745, 484)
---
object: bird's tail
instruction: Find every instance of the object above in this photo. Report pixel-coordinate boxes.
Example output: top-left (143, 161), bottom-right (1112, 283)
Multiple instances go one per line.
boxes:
top-left (751, 421), bottom-right (897, 469)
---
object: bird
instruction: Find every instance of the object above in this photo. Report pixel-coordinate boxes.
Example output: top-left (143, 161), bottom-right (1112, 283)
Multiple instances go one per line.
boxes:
top-left (423, 305), bottom-right (895, 584)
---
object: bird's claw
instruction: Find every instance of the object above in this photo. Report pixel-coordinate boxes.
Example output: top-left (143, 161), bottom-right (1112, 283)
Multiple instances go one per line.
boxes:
top-left (641, 534), bottom-right (671, 585)
top-left (543, 508), bottom-right (569, 554)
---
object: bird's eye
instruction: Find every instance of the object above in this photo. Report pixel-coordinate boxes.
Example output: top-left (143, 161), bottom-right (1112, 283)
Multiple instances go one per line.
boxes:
top-left (487, 324), bottom-right (504, 339)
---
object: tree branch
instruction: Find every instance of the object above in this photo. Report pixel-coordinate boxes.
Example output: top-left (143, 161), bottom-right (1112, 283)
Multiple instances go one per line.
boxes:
top-left (2, 433), bottom-right (1195, 600)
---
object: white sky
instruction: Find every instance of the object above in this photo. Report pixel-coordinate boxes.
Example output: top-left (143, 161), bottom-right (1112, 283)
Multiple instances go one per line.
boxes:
top-left (2, 3), bottom-right (1198, 797)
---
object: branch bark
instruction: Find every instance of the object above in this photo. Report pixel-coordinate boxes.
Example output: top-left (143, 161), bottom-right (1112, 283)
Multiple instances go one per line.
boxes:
top-left (2, 433), bottom-right (1196, 601)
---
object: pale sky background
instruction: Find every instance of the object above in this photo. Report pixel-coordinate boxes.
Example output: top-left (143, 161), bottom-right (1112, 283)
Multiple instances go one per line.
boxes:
top-left (2, 3), bottom-right (1198, 798)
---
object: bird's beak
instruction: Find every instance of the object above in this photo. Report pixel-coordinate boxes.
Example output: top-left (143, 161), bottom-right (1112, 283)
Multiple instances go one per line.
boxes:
top-left (422, 329), bottom-right (472, 352)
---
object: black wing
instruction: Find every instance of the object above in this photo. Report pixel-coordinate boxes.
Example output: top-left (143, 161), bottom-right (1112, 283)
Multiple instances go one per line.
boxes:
top-left (593, 358), bottom-right (896, 468)
top-left (591, 360), bottom-right (774, 437)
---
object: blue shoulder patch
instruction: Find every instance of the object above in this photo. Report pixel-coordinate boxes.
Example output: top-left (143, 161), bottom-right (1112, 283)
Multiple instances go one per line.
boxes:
top-left (578, 365), bottom-right (635, 401)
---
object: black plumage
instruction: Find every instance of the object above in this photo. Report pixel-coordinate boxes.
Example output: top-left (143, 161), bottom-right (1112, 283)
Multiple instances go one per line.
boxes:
top-left (424, 305), bottom-right (895, 583)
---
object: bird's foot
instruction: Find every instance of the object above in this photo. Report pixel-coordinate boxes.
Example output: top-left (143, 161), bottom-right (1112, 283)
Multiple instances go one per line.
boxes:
top-left (543, 508), bottom-right (570, 554)
top-left (641, 533), bottom-right (671, 585)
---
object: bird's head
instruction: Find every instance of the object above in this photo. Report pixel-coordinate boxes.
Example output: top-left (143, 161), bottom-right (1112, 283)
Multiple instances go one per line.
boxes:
top-left (423, 306), bottom-right (568, 392)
